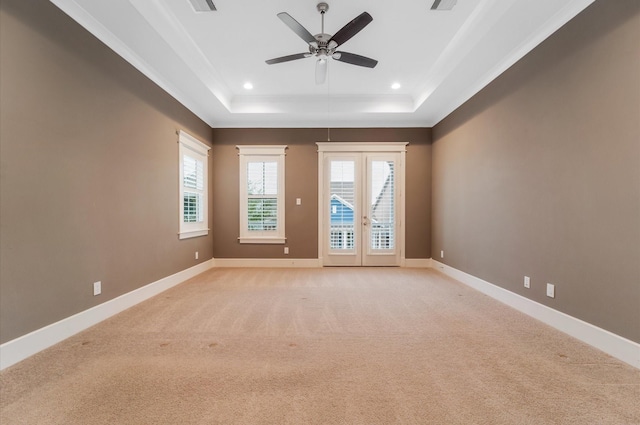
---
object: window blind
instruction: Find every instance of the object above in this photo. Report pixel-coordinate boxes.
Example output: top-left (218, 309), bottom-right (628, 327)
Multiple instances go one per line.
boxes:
top-left (183, 154), bottom-right (204, 191)
top-left (178, 130), bottom-right (210, 240)
top-left (236, 145), bottom-right (286, 244)
top-left (247, 161), bottom-right (278, 231)
top-left (183, 154), bottom-right (204, 223)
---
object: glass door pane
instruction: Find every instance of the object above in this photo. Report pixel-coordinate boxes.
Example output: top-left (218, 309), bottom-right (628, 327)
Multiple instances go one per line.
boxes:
top-left (323, 156), bottom-right (361, 266)
top-left (363, 154), bottom-right (400, 266)
top-left (329, 160), bottom-right (356, 252)
top-left (368, 160), bottom-right (395, 251)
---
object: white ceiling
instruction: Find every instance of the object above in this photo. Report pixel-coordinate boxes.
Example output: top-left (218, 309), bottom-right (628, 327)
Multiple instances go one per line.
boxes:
top-left (50, 0), bottom-right (595, 128)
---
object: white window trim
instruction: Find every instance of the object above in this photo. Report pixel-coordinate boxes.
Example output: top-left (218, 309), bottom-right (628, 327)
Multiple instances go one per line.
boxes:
top-left (178, 130), bottom-right (210, 240)
top-left (316, 142), bottom-right (408, 153)
top-left (237, 145), bottom-right (287, 244)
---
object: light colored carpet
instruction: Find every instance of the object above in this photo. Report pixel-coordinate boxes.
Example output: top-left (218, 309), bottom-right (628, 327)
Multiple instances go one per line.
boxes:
top-left (1, 267), bottom-right (638, 424)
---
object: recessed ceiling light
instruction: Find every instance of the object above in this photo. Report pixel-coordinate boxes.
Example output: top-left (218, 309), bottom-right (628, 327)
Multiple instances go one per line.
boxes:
top-left (243, 82), bottom-right (253, 90)
top-left (391, 82), bottom-right (401, 90)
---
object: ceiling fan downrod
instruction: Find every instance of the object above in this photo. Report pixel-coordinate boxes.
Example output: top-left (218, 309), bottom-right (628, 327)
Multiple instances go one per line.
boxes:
top-left (315, 3), bottom-right (332, 59)
top-left (318, 2), bottom-right (328, 34)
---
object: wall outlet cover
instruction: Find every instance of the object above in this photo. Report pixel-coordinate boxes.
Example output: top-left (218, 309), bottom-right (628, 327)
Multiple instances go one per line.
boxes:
top-left (546, 283), bottom-right (555, 298)
top-left (524, 276), bottom-right (530, 288)
top-left (93, 281), bottom-right (102, 296)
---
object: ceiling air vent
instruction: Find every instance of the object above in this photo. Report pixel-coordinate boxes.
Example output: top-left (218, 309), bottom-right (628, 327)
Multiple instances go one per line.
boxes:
top-left (431, 0), bottom-right (457, 11)
top-left (188, 0), bottom-right (216, 12)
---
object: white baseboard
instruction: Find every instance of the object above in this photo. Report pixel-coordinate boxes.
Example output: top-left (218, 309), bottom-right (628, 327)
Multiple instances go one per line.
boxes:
top-left (5, 259), bottom-right (636, 370)
top-left (213, 258), bottom-right (321, 268)
top-left (431, 260), bottom-right (640, 369)
top-left (0, 259), bottom-right (214, 371)
top-left (403, 258), bottom-right (432, 268)
top-left (213, 258), bottom-right (432, 268)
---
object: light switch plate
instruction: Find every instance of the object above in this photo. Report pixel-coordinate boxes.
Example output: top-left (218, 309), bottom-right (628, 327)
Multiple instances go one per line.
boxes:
top-left (546, 283), bottom-right (555, 298)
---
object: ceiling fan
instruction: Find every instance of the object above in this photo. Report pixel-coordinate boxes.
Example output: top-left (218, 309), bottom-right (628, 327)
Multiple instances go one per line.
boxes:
top-left (265, 2), bottom-right (378, 85)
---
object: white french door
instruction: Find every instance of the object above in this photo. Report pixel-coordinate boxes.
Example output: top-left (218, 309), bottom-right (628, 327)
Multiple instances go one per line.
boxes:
top-left (317, 143), bottom-right (406, 267)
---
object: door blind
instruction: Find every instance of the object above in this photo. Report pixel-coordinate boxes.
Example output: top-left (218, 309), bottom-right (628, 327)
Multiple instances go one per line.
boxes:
top-left (329, 160), bottom-right (356, 250)
top-left (370, 160), bottom-right (395, 250)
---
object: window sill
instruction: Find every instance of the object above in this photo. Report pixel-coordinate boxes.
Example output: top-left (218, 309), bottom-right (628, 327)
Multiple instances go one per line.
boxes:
top-left (238, 237), bottom-right (286, 244)
top-left (179, 229), bottom-right (209, 240)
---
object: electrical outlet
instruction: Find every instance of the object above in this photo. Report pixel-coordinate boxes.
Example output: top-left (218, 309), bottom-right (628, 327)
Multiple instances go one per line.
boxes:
top-left (296, 198), bottom-right (301, 205)
top-left (195, 251), bottom-right (199, 260)
top-left (440, 250), bottom-right (444, 258)
top-left (524, 276), bottom-right (530, 289)
top-left (93, 281), bottom-right (101, 296)
top-left (546, 283), bottom-right (555, 298)
top-left (284, 247), bottom-right (289, 255)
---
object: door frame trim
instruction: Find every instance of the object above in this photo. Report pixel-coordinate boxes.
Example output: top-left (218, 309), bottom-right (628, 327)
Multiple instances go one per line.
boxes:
top-left (317, 142), bottom-right (408, 267)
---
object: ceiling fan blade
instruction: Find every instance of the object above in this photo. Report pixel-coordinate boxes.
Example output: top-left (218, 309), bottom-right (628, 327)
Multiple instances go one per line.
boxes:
top-left (265, 53), bottom-right (309, 65)
top-left (316, 58), bottom-right (327, 85)
top-left (329, 12), bottom-right (373, 48)
top-left (277, 12), bottom-right (317, 45)
top-left (333, 51), bottom-right (378, 68)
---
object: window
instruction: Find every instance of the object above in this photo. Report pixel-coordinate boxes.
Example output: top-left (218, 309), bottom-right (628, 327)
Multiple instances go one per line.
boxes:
top-left (178, 130), bottom-right (210, 239)
top-left (330, 229), bottom-right (354, 249)
top-left (237, 145), bottom-right (286, 244)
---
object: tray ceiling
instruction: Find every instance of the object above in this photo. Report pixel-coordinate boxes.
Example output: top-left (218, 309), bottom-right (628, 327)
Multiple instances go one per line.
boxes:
top-left (50, 0), bottom-right (595, 128)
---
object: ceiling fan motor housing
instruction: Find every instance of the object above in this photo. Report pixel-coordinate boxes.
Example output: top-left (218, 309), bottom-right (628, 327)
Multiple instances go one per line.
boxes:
top-left (310, 33), bottom-right (337, 59)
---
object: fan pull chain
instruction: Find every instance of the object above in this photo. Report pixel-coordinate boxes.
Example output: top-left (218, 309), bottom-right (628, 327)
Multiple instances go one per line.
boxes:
top-left (327, 60), bottom-right (331, 142)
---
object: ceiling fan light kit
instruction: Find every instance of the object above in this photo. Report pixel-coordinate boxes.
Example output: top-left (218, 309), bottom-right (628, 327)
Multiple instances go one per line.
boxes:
top-left (266, 2), bottom-right (378, 85)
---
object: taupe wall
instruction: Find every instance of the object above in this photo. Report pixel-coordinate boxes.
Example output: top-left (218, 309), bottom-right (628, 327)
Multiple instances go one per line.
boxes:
top-left (211, 128), bottom-right (431, 260)
top-left (0, 0), bottom-right (213, 343)
top-left (431, 0), bottom-right (639, 342)
top-left (5, 0), bottom-right (634, 350)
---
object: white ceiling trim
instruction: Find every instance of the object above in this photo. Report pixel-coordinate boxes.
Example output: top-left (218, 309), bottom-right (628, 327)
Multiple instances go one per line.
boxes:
top-left (128, 0), bottom-right (233, 110)
top-left (413, 0), bottom-right (508, 111)
top-left (48, 0), bottom-right (598, 129)
top-left (49, 0), bottom-right (225, 127)
top-left (419, 0), bottom-right (597, 126)
top-left (230, 94), bottom-right (415, 115)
